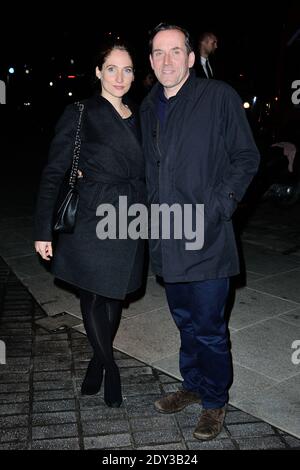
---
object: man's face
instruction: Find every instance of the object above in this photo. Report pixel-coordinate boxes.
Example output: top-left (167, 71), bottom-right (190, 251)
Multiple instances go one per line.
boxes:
top-left (202, 36), bottom-right (218, 55)
top-left (150, 29), bottom-right (195, 97)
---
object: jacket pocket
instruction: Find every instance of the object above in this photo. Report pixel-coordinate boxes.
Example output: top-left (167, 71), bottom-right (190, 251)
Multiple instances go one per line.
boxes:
top-left (203, 186), bottom-right (222, 224)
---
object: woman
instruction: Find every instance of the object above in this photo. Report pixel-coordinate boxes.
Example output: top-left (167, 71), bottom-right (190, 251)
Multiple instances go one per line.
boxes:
top-left (34, 40), bottom-right (146, 408)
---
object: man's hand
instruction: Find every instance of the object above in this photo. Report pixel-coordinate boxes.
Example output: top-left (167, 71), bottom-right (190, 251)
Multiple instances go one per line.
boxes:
top-left (272, 142), bottom-right (297, 172)
top-left (35, 241), bottom-right (53, 261)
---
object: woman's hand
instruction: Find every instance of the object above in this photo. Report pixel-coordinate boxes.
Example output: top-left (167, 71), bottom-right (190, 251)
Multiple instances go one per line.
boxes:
top-left (35, 241), bottom-right (53, 261)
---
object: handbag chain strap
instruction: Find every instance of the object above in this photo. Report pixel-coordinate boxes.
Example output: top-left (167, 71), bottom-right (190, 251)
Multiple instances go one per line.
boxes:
top-left (69, 101), bottom-right (84, 188)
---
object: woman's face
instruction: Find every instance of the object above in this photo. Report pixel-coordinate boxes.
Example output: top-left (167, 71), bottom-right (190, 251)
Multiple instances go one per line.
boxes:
top-left (96, 48), bottom-right (134, 100)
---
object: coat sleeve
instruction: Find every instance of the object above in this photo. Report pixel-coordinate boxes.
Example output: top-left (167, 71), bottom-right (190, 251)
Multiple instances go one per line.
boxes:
top-left (214, 85), bottom-right (260, 220)
top-left (33, 103), bottom-right (79, 241)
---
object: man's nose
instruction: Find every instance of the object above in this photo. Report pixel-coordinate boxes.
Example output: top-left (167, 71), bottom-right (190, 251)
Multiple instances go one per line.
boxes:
top-left (163, 53), bottom-right (171, 65)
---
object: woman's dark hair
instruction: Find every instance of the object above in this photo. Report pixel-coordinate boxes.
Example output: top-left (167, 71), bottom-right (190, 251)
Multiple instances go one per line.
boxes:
top-left (94, 37), bottom-right (135, 71)
top-left (149, 23), bottom-right (194, 55)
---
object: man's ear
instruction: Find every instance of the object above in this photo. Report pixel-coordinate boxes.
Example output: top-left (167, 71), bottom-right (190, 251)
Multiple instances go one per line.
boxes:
top-left (188, 51), bottom-right (195, 68)
top-left (149, 54), bottom-right (154, 70)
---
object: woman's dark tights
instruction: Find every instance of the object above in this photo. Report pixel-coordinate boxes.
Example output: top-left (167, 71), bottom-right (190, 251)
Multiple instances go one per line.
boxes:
top-left (79, 289), bottom-right (123, 407)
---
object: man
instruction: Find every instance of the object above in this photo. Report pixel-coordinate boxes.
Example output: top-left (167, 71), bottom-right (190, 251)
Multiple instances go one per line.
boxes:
top-left (195, 31), bottom-right (218, 78)
top-left (140, 23), bottom-right (260, 441)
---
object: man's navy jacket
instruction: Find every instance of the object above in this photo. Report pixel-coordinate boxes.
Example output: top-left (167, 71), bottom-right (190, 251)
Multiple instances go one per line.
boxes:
top-left (140, 71), bottom-right (260, 282)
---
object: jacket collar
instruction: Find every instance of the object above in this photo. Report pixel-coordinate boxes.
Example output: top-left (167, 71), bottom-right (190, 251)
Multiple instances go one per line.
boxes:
top-left (141, 68), bottom-right (197, 113)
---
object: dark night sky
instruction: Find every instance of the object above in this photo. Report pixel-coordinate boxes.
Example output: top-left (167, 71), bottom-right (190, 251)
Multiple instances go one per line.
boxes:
top-left (1, 2), bottom-right (299, 110)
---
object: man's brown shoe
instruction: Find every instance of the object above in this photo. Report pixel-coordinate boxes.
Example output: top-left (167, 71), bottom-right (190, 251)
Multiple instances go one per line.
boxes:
top-left (154, 389), bottom-right (201, 414)
top-left (193, 406), bottom-right (227, 440)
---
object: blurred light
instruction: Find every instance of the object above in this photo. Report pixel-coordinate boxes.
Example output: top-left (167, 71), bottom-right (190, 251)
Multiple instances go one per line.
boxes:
top-left (253, 96), bottom-right (257, 104)
top-left (243, 102), bottom-right (250, 109)
top-left (8, 67), bottom-right (15, 74)
top-left (25, 69), bottom-right (30, 74)
top-left (68, 92), bottom-right (73, 96)
top-left (239, 74), bottom-right (244, 78)
top-left (67, 75), bottom-right (76, 79)
top-left (274, 96), bottom-right (279, 101)
top-left (70, 59), bottom-right (75, 64)
top-left (49, 81), bottom-right (54, 87)
top-left (24, 102), bottom-right (31, 106)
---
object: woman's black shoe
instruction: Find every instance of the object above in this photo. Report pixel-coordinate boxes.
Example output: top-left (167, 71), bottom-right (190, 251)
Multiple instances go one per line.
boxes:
top-left (81, 356), bottom-right (104, 395)
top-left (104, 365), bottom-right (122, 407)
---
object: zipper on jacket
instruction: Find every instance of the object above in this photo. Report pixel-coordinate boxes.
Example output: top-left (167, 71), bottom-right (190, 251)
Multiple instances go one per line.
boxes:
top-left (156, 119), bottom-right (163, 162)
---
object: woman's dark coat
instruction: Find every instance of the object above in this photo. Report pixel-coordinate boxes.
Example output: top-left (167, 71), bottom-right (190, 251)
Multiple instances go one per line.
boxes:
top-left (34, 95), bottom-right (146, 299)
top-left (140, 72), bottom-right (260, 282)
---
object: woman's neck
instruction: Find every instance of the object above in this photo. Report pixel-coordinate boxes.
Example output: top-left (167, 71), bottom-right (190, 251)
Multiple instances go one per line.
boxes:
top-left (101, 91), bottom-right (131, 118)
top-left (101, 92), bottom-right (123, 112)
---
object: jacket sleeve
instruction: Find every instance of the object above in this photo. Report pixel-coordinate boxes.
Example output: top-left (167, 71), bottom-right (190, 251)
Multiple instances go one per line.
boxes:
top-left (33, 103), bottom-right (79, 241)
top-left (214, 85), bottom-right (260, 220)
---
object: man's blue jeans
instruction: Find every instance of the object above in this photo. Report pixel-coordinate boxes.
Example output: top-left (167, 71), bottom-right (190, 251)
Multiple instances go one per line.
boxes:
top-left (164, 278), bottom-right (232, 409)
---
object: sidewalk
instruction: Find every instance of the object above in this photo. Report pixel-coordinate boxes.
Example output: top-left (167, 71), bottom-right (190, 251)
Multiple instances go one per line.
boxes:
top-left (0, 172), bottom-right (300, 448)
top-left (1, 257), bottom-right (299, 450)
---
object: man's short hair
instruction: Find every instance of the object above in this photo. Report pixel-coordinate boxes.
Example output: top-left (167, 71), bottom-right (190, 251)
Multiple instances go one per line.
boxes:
top-left (149, 23), bottom-right (194, 55)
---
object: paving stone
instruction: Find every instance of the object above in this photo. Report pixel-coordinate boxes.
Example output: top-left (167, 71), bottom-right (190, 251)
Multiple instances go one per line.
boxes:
top-left (133, 428), bottom-right (182, 446)
top-left (283, 435), bottom-right (300, 448)
top-left (33, 380), bottom-right (73, 391)
top-left (35, 333), bottom-right (68, 342)
top-left (33, 400), bottom-right (76, 413)
top-left (120, 367), bottom-right (154, 379)
top-left (32, 438), bottom-right (80, 450)
top-left (227, 422), bottom-right (277, 438)
top-left (78, 396), bottom-right (107, 410)
top-left (122, 383), bottom-right (161, 397)
top-left (0, 393), bottom-right (29, 404)
top-left (33, 360), bottom-right (72, 372)
top-left (33, 371), bottom-right (72, 382)
top-left (0, 383), bottom-right (29, 393)
top-left (84, 433), bottom-right (131, 449)
top-left (0, 403), bottom-right (29, 415)
top-left (32, 423), bottom-right (78, 440)
top-left (0, 415), bottom-right (28, 429)
top-left (80, 407), bottom-right (126, 422)
top-left (158, 374), bottom-right (179, 384)
top-left (137, 443), bottom-right (187, 450)
top-left (0, 373), bottom-right (30, 383)
top-left (0, 442), bottom-right (28, 450)
top-left (116, 359), bottom-right (146, 368)
top-left (225, 410), bottom-right (263, 425)
top-left (32, 411), bottom-right (77, 426)
top-left (82, 419), bottom-right (129, 436)
top-left (34, 389), bottom-right (75, 401)
top-left (0, 427), bottom-right (28, 443)
top-left (236, 436), bottom-right (287, 450)
top-left (130, 415), bottom-right (177, 432)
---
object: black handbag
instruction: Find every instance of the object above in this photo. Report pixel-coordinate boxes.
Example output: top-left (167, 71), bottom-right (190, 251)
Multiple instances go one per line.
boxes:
top-left (53, 102), bottom-right (84, 233)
